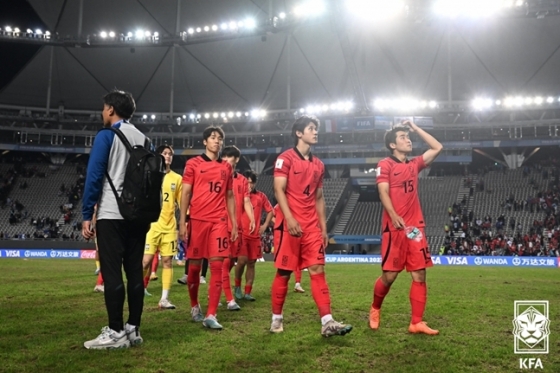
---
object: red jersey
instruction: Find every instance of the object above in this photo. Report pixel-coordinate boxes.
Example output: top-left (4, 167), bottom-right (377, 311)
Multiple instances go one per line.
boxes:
top-left (376, 155), bottom-right (427, 232)
top-left (274, 148), bottom-right (324, 232)
top-left (182, 154), bottom-right (233, 223)
top-left (242, 189), bottom-right (273, 239)
top-left (229, 172), bottom-right (249, 231)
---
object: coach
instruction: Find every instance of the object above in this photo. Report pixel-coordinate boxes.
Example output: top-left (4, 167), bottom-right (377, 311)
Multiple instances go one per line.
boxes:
top-left (81, 90), bottom-right (151, 350)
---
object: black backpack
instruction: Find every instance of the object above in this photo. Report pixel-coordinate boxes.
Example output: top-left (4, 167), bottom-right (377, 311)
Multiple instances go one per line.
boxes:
top-left (100, 127), bottom-right (165, 225)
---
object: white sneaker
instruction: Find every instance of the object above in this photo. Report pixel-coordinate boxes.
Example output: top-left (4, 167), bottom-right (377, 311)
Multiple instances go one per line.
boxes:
top-left (321, 319), bottom-right (353, 337)
top-left (200, 276), bottom-right (206, 284)
top-left (227, 300), bottom-right (241, 311)
top-left (294, 284), bottom-right (305, 293)
top-left (158, 299), bottom-right (176, 310)
top-left (270, 317), bottom-right (284, 333)
top-left (124, 323), bottom-right (143, 346)
top-left (84, 327), bottom-right (130, 349)
top-left (191, 304), bottom-right (204, 322)
top-left (93, 285), bottom-right (104, 293)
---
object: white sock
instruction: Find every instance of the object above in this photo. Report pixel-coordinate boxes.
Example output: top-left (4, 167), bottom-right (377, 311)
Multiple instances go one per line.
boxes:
top-left (272, 314), bottom-right (283, 321)
top-left (125, 323), bottom-right (136, 331)
top-left (295, 282), bottom-right (301, 288)
top-left (161, 289), bottom-right (169, 300)
top-left (151, 272), bottom-right (156, 276)
top-left (321, 314), bottom-right (333, 326)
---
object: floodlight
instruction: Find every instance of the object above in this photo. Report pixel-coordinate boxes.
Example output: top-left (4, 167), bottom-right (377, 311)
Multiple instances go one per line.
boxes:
top-left (212, 25), bottom-right (218, 31)
top-left (35, 29), bottom-right (42, 34)
top-left (145, 31), bottom-right (151, 37)
top-left (220, 112), bottom-right (226, 118)
top-left (515, 0), bottom-right (524, 6)
top-left (127, 32), bottom-right (133, 38)
top-left (196, 27), bottom-right (202, 33)
top-left (187, 28), bottom-right (194, 34)
top-left (221, 23), bottom-right (228, 30)
top-left (100, 31), bottom-right (107, 38)
top-left (235, 112), bottom-right (242, 117)
top-left (153, 32), bottom-right (159, 37)
top-left (204, 113), bottom-right (210, 119)
top-left (109, 31), bottom-right (116, 38)
top-left (260, 110), bottom-right (266, 117)
top-left (150, 115), bottom-right (156, 120)
top-left (14, 27), bottom-right (20, 33)
top-left (279, 12), bottom-right (287, 19)
top-left (5, 26), bottom-right (12, 32)
top-left (229, 21), bottom-right (237, 30)
top-left (245, 18), bottom-right (256, 29)
top-left (534, 97), bottom-right (543, 105)
top-left (495, 100), bottom-right (502, 105)
top-left (237, 21), bottom-right (245, 28)
top-left (203, 26), bottom-right (210, 32)
top-left (135, 30), bottom-right (144, 39)
top-left (197, 114), bottom-right (201, 119)
top-left (245, 112), bottom-right (249, 117)
top-left (227, 112), bottom-right (234, 118)
top-left (428, 101), bottom-right (437, 109)
top-left (546, 97), bottom-right (554, 103)
top-left (213, 113), bottom-right (219, 118)
top-left (504, 97), bottom-right (514, 107)
top-left (142, 114), bottom-right (147, 119)
top-left (514, 96), bottom-right (523, 106)
top-left (321, 104), bottom-right (328, 111)
top-left (189, 114), bottom-right (195, 120)
top-left (524, 97), bottom-right (533, 105)
top-left (347, 0), bottom-right (405, 19)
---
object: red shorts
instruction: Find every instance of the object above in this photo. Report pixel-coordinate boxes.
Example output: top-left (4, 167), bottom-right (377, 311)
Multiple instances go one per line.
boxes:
top-left (240, 236), bottom-right (261, 261)
top-left (273, 228), bottom-right (324, 271)
top-left (187, 219), bottom-right (229, 259)
top-left (381, 228), bottom-right (432, 272)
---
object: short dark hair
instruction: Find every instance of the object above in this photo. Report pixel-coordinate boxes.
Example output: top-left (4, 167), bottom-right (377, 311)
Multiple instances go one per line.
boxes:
top-left (384, 126), bottom-right (409, 153)
top-left (102, 89), bottom-right (136, 119)
top-left (291, 115), bottom-right (320, 146)
top-left (202, 126), bottom-right (225, 142)
top-left (222, 145), bottom-right (241, 158)
top-left (156, 144), bottom-right (174, 155)
top-left (243, 170), bottom-right (257, 183)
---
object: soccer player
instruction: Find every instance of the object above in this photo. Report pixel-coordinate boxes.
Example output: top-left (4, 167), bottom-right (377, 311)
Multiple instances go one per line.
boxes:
top-left (234, 170), bottom-right (273, 301)
top-left (141, 145), bottom-right (182, 309)
top-left (179, 127), bottom-right (238, 330)
top-left (270, 115), bottom-right (352, 337)
top-left (369, 120), bottom-right (443, 335)
top-left (221, 146), bottom-right (255, 310)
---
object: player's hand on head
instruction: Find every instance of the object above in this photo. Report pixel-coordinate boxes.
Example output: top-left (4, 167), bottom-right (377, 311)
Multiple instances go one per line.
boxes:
top-left (402, 120), bottom-right (416, 132)
top-left (286, 216), bottom-right (302, 237)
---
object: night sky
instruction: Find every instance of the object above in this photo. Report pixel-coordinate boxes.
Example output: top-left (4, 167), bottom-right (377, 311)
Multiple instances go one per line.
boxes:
top-left (0, 1), bottom-right (46, 91)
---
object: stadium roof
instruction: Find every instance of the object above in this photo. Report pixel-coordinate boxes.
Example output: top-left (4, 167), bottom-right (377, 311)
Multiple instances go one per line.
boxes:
top-left (1, 0), bottom-right (560, 114)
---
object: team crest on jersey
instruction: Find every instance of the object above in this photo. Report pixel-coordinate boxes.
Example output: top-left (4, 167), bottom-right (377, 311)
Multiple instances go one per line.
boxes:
top-left (408, 164), bottom-right (416, 177)
top-left (221, 170), bottom-right (226, 180)
top-left (170, 183), bottom-right (176, 191)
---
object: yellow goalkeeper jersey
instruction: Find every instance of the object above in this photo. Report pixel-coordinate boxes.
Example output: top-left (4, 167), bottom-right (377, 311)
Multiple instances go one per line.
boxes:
top-left (150, 170), bottom-right (182, 233)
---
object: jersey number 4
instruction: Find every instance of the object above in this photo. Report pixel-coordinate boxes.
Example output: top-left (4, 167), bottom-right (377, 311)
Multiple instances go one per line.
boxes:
top-left (303, 185), bottom-right (310, 196)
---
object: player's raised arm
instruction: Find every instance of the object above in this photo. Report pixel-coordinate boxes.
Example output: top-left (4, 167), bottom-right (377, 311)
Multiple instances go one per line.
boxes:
top-left (274, 176), bottom-right (302, 237)
top-left (378, 182), bottom-right (404, 230)
top-left (404, 120), bottom-right (443, 166)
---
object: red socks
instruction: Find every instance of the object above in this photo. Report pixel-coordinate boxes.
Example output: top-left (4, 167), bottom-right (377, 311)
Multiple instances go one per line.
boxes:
top-left (244, 284), bottom-right (252, 295)
top-left (143, 271), bottom-right (150, 289)
top-left (372, 277), bottom-right (391, 310)
top-left (271, 273), bottom-right (289, 315)
top-left (310, 272), bottom-right (331, 317)
top-left (295, 268), bottom-right (302, 283)
top-left (222, 258), bottom-right (233, 302)
top-left (208, 261), bottom-right (223, 317)
top-left (235, 278), bottom-right (241, 287)
top-left (410, 281), bottom-right (427, 324)
top-left (96, 272), bottom-right (104, 286)
top-left (151, 254), bottom-right (159, 273)
top-left (187, 264), bottom-right (201, 307)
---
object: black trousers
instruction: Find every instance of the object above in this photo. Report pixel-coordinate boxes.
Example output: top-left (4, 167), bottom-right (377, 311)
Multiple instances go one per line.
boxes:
top-left (97, 219), bottom-right (150, 332)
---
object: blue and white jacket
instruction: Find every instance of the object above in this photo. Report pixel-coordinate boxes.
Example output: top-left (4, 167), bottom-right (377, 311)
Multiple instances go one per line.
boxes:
top-left (82, 120), bottom-right (148, 221)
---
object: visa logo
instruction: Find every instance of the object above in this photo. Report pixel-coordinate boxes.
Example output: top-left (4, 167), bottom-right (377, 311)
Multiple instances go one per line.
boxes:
top-left (6, 250), bottom-right (20, 258)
